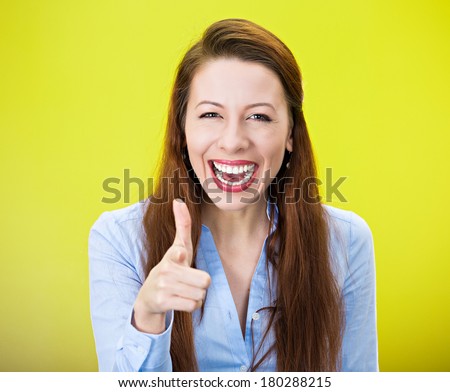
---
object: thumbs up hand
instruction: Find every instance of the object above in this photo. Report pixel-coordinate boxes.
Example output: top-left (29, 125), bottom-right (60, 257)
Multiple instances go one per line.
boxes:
top-left (133, 200), bottom-right (211, 334)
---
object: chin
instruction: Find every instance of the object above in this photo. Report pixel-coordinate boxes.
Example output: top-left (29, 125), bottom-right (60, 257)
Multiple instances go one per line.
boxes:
top-left (203, 186), bottom-right (265, 210)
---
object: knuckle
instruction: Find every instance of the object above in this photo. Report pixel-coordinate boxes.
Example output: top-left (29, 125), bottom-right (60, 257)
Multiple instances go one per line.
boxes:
top-left (156, 278), bottom-right (166, 290)
top-left (195, 289), bottom-right (206, 301)
top-left (154, 293), bottom-right (164, 308)
top-left (187, 301), bottom-right (197, 312)
top-left (178, 246), bottom-right (187, 257)
top-left (156, 279), bottom-right (166, 291)
top-left (202, 274), bottom-right (212, 287)
top-left (179, 221), bottom-right (190, 230)
top-left (171, 245), bottom-right (185, 262)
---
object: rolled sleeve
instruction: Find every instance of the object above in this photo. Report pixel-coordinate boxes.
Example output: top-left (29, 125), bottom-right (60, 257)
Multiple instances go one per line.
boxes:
top-left (89, 209), bottom-right (173, 372)
top-left (114, 310), bottom-right (174, 371)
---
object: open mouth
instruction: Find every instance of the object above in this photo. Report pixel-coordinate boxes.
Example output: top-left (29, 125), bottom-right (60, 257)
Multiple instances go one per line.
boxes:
top-left (208, 159), bottom-right (258, 192)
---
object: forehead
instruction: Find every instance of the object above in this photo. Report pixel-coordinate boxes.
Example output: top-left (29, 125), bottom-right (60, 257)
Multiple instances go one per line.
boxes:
top-left (188, 58), bottom-right (286, 107)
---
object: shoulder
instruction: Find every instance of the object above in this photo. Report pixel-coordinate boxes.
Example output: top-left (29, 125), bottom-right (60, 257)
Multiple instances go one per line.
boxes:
top-left (322, 204), bottom-right (375, 286)
top-left (323, 204), bottom-right (373, 245)
top-left (90, 201), bottom-right (147, 237)
top-left (89, 201), bottom-right (148, 274)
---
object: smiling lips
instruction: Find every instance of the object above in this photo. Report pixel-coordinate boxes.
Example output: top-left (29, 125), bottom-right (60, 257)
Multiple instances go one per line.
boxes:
top-left (209, 159), bottom-right (258, 192)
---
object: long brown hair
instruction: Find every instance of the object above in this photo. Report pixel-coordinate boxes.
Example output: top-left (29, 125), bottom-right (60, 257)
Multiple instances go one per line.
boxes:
top-left (142, 18), bottom-right (344, 371)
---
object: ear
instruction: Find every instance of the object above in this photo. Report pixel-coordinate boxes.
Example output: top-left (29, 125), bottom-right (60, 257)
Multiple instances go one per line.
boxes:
top-left (285, 127), bottom-right (293, 152)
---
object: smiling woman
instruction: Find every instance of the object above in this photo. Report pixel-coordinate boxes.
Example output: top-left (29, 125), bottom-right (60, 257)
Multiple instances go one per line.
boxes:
top-left (89, 18), bottom-right (378, 372)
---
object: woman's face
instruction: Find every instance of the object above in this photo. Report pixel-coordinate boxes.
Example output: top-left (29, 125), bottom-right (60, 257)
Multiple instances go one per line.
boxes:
top-left (185, 58), bottom-right (293, 211)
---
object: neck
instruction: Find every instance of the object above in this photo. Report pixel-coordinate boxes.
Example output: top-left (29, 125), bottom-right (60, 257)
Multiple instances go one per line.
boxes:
top-left (201, 197), bottom-right (270, 244)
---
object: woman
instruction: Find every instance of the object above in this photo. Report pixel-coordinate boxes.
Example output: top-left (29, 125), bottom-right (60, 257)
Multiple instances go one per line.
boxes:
top-left (89, 18), bottom-right (378, 372)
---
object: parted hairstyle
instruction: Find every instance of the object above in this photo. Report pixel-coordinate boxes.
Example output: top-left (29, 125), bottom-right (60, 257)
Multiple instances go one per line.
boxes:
top-left (142, 18), bottom-right (344, 371)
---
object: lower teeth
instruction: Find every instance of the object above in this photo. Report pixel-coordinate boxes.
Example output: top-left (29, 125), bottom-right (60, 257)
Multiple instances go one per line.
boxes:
top-left (214, 169), bottom-right (253, 186)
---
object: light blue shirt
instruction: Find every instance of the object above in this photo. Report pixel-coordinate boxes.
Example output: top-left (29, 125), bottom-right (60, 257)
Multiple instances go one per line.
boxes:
top-left (89, 201), bottom-right (378, 372)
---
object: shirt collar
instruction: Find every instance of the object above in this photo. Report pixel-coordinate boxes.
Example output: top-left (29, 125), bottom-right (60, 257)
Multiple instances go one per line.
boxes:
top-left (201, 200), bottom-right (279, 234)
top-left (266, 200), bottom-right (279, 236)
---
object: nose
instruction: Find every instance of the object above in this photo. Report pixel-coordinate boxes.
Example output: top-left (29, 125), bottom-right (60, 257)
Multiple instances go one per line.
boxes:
top-left (216, 119), bottom-right (250, 154)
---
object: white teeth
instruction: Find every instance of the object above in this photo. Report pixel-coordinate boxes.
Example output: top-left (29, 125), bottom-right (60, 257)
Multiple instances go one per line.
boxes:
top-left (212, 161), bottom-right (256, 186)
top-left (212, 162), bottom-right (255, 174)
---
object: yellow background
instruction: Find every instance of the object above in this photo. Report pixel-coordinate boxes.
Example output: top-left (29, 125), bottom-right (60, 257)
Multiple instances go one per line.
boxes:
top-left (1, 0), bottom-right (449, 371)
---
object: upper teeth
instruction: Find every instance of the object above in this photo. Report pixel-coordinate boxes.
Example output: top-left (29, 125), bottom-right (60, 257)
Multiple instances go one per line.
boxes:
top-left (213, 161), bottom-right (255, 174)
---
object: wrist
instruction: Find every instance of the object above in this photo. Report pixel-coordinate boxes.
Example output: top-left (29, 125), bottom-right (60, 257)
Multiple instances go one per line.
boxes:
top-left (132, 300), bottom-right (166, 334)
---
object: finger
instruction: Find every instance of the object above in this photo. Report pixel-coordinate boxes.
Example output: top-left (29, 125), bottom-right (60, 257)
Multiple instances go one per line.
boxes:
top-left (172, 199), bottom-right (192, 252)
top-left (165, 247), bottom-right (211, 288)
top-left (167, 281), bottom-right (207, 303)
top-left (168, 244), bottom-right (198, 269)
top-left (169, 296), bottom-right (203, 313)
top-left (169, 262), bottom-right (211, 289)
top-left (168, 244), bottom-right (189, 265)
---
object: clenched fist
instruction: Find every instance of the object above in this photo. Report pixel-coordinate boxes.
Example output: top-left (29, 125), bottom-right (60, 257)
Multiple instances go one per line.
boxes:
top-left (132, 199), bottom-right (211, 334)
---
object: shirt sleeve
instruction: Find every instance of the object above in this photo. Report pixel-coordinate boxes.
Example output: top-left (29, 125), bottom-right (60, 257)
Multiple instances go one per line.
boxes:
top-left (341, 212), bottom-right (379, 371)
top-left (88, 210), bottom-right (174, 372)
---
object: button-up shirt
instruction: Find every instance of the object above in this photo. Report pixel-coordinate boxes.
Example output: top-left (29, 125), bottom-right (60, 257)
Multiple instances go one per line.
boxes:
top-left (89, 201), bottom-right (378, 371)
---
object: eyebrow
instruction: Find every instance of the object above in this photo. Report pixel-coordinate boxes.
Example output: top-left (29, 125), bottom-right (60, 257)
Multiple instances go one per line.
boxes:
top-left (195, 100), bottom-right (276, 111)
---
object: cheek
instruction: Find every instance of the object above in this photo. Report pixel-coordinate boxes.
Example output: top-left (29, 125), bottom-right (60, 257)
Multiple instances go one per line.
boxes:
top-left (270, 153), bottom-right (286, 174)
top-left (186, 132), bottom-right (211, 156)
top-left (262, 140), bottom-right (287, 164)
top-left (185, 131), bottom-right (213, 176)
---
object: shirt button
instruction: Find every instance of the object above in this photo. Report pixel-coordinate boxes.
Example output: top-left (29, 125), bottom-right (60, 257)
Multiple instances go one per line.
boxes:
top-left (252, 312), bottom-right (260, 321)
top-left (240, 365), bottom-right (248, 372)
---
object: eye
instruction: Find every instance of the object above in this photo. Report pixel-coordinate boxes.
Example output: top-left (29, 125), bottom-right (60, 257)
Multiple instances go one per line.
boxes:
top-left (199, 112), bottom-right (221, 119)
top-left (248, 113), bottom-right (272, 122)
